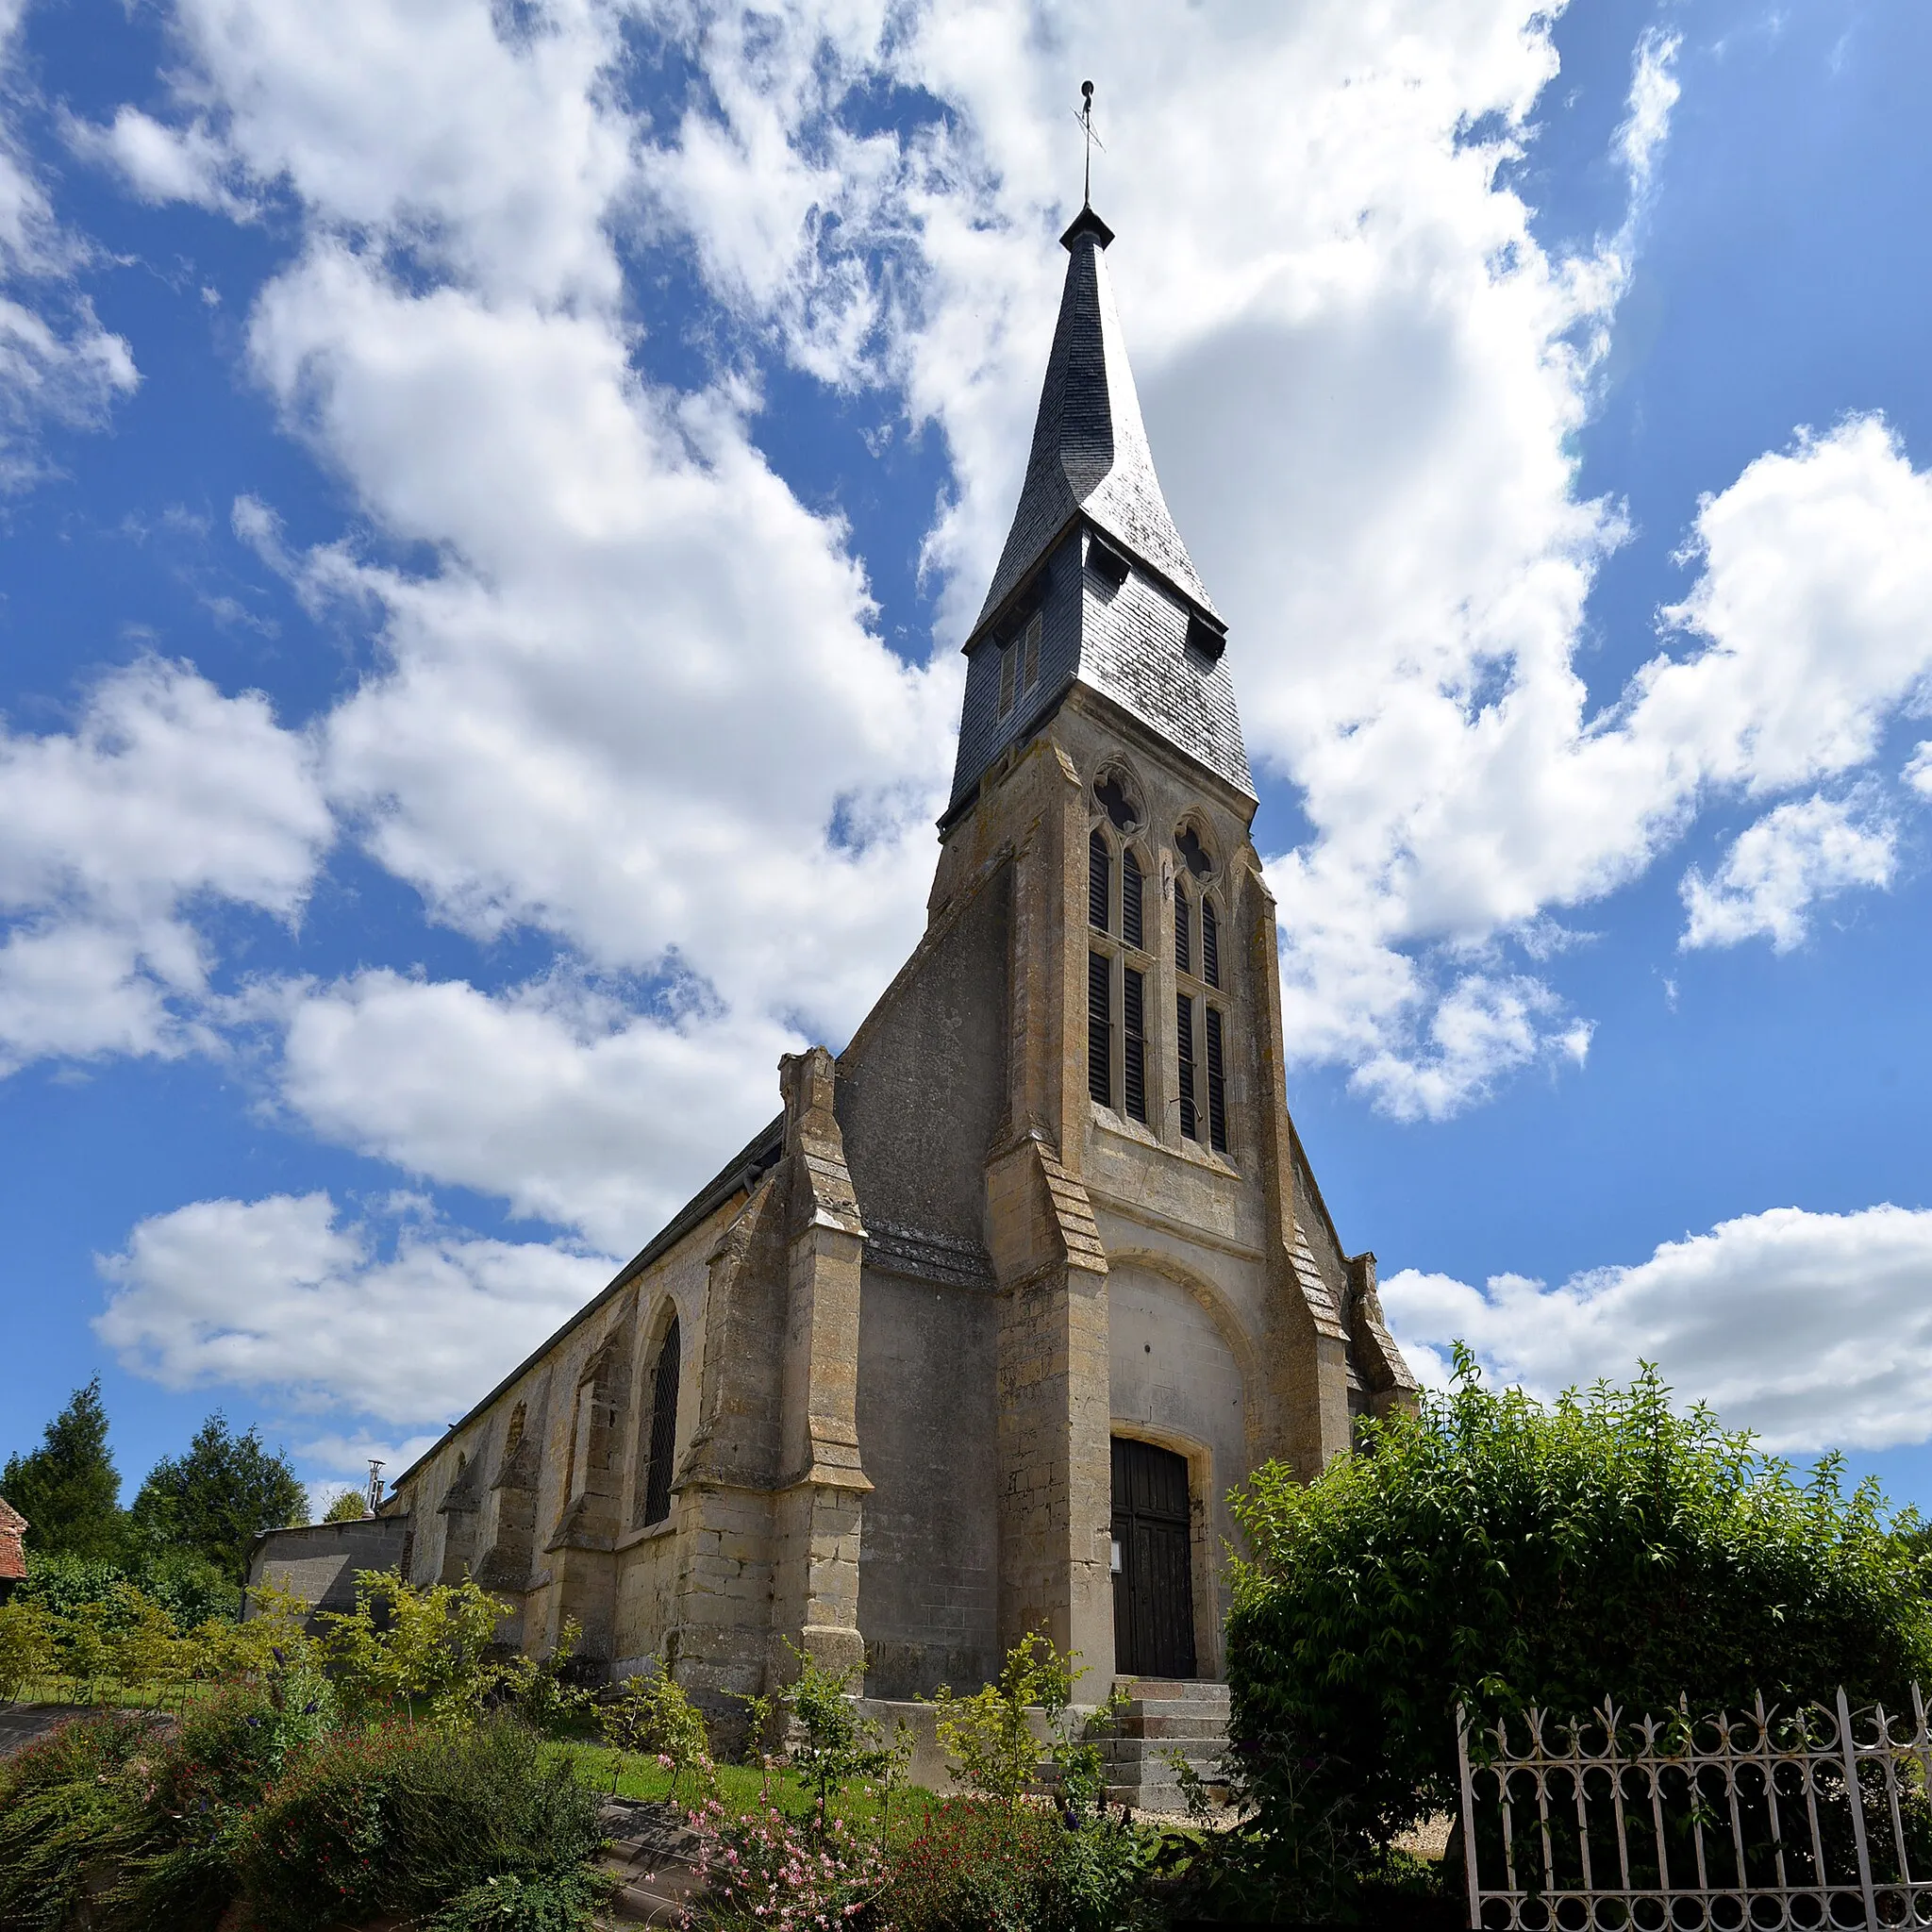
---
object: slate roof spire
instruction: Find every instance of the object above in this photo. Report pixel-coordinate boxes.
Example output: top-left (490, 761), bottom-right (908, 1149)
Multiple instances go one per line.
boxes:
top-left (974, 198), bottom-right (1219, 635)
top-left (945, 162), bottom-right (1253, 824)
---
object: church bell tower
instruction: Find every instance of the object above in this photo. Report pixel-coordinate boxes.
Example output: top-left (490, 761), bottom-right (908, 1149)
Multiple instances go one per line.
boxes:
top-left (926, 196), bottom-right (1416, 1679)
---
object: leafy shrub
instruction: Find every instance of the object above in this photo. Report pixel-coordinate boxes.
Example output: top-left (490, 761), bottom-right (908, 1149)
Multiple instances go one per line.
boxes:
top-left (427, 1867), bottom-right (615, 1931)
top-left (108, 1680), bottom-right (328, 1932)
top-left (680, 1798), bottom-right (887, 1930)
top-left (0, 1599), bottom-right (57, 1705)
top-left (774, 1641), bottom-right (908, 1828)
top-left (932, 1632), bottom-right (1124, 1814)
top-left (22, 1546), bottom-right (239, 1629)
top-left (321, 1567), bottom-right (508, 1724)
top-left (237, 1713), bottom-right (604, 1932)
top-left (883, 1799), bottom-right (1159, 1932)
top-left (1223, 1354), bottom-right (1932, 1915)
top-left (602, 1663), bottom-right (716, 1805)
top-left (0, 1708), bottom-right (155, 1930)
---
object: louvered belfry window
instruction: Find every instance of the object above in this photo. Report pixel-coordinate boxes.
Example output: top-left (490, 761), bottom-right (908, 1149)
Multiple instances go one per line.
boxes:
top-left (1123, 966), bottom-right (1147, 1124)
top-left (997, 637), bottom-right (1018, 719)
top-left (1176, 992), bottom-right (1198, 1141)
top-left (1122, 851), bottom-right (1144, 950)
top-left (1174, 882), bottom-right (1192, 976)
top-left (1022, 610), bottom-right (1041, 691)
top-left (1089, 829), bottom-right (1110, 932)
top-left (1205, 1007), bottom-right (1228, 1153)
top-left (1089, 952), bottom-right (1113, 1107)
top-left (641, 1314), bottom-right (681, 1527)
top-left (1201, 898), bottom-right (1220, 990)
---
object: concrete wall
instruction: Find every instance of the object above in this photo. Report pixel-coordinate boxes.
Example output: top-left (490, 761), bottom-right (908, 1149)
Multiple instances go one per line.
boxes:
top-left (246, 1517), bottom-right (410, 1624)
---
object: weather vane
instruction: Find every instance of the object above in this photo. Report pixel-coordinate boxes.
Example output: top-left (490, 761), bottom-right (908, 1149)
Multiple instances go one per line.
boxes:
top-left (1073, 79), bottom-right (1106, 208)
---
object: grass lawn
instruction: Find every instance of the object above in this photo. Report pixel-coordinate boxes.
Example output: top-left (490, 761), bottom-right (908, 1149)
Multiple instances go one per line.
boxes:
top-left (547, 1740), bottom-right (940, 1832)
top-left (8, 1676), bottom-right (214, 1713)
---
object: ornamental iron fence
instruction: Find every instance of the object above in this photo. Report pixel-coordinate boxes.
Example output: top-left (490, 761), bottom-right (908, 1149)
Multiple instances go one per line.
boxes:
top-left (1456, 1687), bottom-right (1932, 1931)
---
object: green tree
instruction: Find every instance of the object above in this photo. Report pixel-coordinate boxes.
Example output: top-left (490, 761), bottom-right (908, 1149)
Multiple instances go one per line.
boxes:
top-left (1223, 1353), bottom-right (1932, 1903)
top-left (129, 1413), bottom-right (308, 1584)
top-left (322, 1487), bottom-right (367, 1523)
top-left (2, 1377), bottom-right (124, 1560)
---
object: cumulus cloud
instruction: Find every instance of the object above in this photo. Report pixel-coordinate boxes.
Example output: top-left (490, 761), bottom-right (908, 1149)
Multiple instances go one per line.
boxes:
top-left (621, 0), bottom-right (1688, 1115)
top-left (275, 969), bottom-right (790, 1251)
top-left (127, 0), bottom-right (956, 1049)
top-left (94, 1191), bottom-right (613, 1425)
top-left (1681, 792), bottom-right (1896, 953)
top-left (0, 658), bottom-right (330, 1073)
top-left (65, 107), bottom-right (249, 214)
top-left (1385, 1204), bottom-right (1932, 1454)
top-left (70, 1), bottom-right (1932, 1170)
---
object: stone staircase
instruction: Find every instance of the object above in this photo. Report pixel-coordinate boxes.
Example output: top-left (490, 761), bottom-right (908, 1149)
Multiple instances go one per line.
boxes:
top-left (1097, 1677), bottom-right (1232, 1816)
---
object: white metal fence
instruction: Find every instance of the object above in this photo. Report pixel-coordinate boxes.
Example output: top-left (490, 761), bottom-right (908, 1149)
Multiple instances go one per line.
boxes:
top-left (1456, 1688), bottom-right (1932, 1930)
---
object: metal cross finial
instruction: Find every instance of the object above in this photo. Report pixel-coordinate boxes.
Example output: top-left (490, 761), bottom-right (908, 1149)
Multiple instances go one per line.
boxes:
top-left (1074, 79), bottom-right (1106, 208)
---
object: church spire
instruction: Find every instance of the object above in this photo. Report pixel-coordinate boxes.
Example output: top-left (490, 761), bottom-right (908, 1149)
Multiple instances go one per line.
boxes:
top-left (946, 164), bottom-right (1251, 824)
top-left (973, 197), bottom-right (1219, 634)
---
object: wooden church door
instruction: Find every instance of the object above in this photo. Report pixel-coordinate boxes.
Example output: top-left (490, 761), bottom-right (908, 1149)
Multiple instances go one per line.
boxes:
top-left (1110, 1437), bottom-right (1197, 1679)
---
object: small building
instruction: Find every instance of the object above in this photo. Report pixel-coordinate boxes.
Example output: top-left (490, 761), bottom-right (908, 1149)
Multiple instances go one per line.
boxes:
top-left (0, 1496), bottom-right (25, 1601)
top-left (387, 197), bottom-right (1416, 1723)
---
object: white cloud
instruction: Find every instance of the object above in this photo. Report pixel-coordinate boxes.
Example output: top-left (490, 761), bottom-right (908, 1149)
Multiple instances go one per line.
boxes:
top-left (1681, 791), bottom-right (1895, 952)
top-left (1383, 1203), bottom-right (1932, 1453)
top-left (1352, 974), bottom-right (1592, 1124)
top-left (275, 969), bottom-right (790, 1250)
top-left (1615, 27), bottom-right (1682, 214)
top-left (623, 0), bottom-right (1685, 1113)
top-left (71, 0), bottom-right (1932, 1173)
top-left (109, 0), bottom-right (957, 1060)
top-left (0, 3), bottom-right (138, 484)
top-left (0, 658), bottom-right (330, 1073)
top-left (95, 1191), bottom-right (613, 1425)
top-left (1907, 743), bottom-right (1932, 799)
top-left (65, 107), bottom-right (248, 214)
top-left (295, 1431), bottom-right (441, 1519)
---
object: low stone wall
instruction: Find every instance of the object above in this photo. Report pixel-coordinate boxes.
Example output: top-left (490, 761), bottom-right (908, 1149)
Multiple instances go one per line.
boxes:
top-left (852, 1696), bottom-right (1061, 1798)
top-left (245, 1517), bottom-right (409, 1627)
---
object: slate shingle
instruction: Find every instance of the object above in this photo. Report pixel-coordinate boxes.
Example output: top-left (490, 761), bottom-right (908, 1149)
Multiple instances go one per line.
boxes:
top-left (951, 207), bottom-right (1256, 811)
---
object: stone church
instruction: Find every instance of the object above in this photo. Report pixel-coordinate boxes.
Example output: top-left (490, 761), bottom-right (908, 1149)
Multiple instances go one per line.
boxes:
top-left (386, 199), bottom-right (1416, 1716)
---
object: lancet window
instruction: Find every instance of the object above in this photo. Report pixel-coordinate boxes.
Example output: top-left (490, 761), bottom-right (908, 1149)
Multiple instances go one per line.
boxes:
top-left (637, 1313), bottom-right (681, 1528)
top-left (1086, 774), bottom-right (1151, 1127)
top-left (1174, 822), bottom-right (1230, 1156)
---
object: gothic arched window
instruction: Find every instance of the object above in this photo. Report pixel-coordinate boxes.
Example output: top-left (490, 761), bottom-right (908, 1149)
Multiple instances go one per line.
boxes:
top-left (1088, 828), bottom-right (1110, 933)
top-left (638, 1315), bottom-right (681, 1528)
top-left (1122, 849), bottom-right (1144, 950)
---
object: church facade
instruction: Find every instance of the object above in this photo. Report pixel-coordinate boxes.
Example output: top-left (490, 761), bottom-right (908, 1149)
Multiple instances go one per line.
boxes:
top-left (386, 201), bottom-right (1415, 1714)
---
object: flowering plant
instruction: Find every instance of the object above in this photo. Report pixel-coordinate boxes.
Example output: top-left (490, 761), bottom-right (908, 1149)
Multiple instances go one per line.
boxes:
top-left (679, 1797), bottom-right (886, 1930)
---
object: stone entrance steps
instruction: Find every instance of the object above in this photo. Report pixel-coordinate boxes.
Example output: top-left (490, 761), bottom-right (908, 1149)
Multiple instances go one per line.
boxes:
top-left (1098, 1677), bottom-right (1231, 1816)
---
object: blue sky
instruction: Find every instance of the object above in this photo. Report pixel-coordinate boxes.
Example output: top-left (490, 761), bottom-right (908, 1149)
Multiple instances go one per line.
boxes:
top-left (3, 0), bottom-right (1930, 1519)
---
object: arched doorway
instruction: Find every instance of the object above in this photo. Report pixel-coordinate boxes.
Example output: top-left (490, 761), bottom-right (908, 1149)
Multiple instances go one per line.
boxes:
top-left (1110, 1436), bottom-right (1196, 1678)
